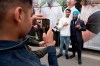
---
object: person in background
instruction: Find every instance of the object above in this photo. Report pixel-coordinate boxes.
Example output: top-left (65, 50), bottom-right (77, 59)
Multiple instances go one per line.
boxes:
top-left (76, 0), bottom-right (100, 51)
top-left (56, 9), bottom-right (71, 59)
top-left (80, 0), bottom-right (100, 42)
top-left (64, 0), bottom-right (78, 20)
top-left (70, 10), bottom-right (86, 64)
top-left (0, 0), bottom-right (58, 66)
top-left (40, 0), bottom-right (63, 46)
top-left (27, 13), bottom-right (48, 59)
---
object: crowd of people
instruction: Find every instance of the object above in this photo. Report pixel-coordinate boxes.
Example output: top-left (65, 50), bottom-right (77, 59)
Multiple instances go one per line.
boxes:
top-left (0, 0), bottom-right (100, 66)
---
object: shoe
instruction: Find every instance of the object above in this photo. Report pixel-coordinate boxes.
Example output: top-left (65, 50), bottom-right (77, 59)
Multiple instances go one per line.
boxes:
top-left (69, 55), bottom-right (75, 59)
top-left (65, 55), bottom-right (69, 59)
top-left (57, 54), bottom-right (63, 58)
top-left (78, 59), bottom-right (82, 65)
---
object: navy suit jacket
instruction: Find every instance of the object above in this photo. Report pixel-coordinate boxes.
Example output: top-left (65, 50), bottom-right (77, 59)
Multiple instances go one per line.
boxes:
top-left (70, 18), bottom-right (86, 43)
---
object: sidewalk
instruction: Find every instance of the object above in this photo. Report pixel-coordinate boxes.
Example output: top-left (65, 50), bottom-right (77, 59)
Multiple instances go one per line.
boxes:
top-left (30, 46), bottom-right (100, 66)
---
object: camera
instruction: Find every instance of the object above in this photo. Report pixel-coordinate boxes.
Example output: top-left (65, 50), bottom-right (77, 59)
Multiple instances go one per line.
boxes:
top-left (41, 19), bottom-right (50, 33)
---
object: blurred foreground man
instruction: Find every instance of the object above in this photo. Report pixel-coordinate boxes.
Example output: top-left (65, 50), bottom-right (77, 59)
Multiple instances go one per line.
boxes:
top-left (0, 0), bottom-right (58, 66)
top-left (80, 0), bottom-right (100, 41)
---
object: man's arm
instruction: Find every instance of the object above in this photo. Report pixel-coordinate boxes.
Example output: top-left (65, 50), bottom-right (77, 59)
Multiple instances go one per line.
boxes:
top-left (76, 19), bottom-right (86, 31)
top-left (47, 46), bottom-right (58, 66)
top-left (57, 18), bottom-right (63, 29)
top-left (26, 35), bottom-right (40, 46)
top-left (80, 21), bottom-right (86, 31)
top-left (86, 11), bottom-right (100, 34)
top-left (32, 47), bottom-right (47, 58)
top-left (43, 27), bottom-right (59, 66)
top-left (31, 13), bottom-right (58, 66)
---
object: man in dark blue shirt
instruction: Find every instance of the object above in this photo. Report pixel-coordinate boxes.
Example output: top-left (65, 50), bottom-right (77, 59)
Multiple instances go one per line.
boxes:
top-left (0, 0), bottom-right (58, 66)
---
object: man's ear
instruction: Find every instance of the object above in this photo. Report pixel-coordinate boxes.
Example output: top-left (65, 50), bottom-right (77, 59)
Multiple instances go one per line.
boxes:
top-left (14, 7), bottom-right (24, 23)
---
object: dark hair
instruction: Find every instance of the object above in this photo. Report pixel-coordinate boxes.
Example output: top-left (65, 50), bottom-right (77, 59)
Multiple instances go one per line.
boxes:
top-left (0, 0), bottom-right (32, 22)
top-left (65, 9), bottom-right (71, 12)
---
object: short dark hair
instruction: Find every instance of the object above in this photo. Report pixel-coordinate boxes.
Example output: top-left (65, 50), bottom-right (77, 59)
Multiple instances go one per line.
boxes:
top-left (0, 0), bottom-right (32, 23)
top-left (65, 9), bottom-right (71, 12)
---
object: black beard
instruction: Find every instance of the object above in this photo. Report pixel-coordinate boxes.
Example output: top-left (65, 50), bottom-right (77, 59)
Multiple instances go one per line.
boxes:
top-left (73, 17), bottom-right (77, 21)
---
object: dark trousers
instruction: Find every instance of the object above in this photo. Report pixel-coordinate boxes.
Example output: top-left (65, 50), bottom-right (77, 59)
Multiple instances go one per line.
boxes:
top-left (71, 39), bottom-right (83, 60)
top-left (53, 30), bottom-right (60, 46)
top-left (37, 29), bottom-right (43, 41)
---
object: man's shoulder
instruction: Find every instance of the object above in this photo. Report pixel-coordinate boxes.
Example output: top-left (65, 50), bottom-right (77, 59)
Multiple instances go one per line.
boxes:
top-left (41, 2), bottom-right (61, 7)
top-left (53, 2), bottom-right (60, 6)
top-left (60, 17), bottom-right (66, 20)
top-left (66, 6), bottom-right (78, 12)
top-left (71, 19), bottom-right (74, 22)
top-left (72, 6), bottom-right (77, 9)
top-left (60, 17), bottom-right (70, 21)
top-left (41, 3), bottom-right (48, 7)
top-left (66, 17), bottom-right (71, 22)
top-left (90, 10), bottom-right (100, 17)
top-left (59, 17), bottom-right (65, 23)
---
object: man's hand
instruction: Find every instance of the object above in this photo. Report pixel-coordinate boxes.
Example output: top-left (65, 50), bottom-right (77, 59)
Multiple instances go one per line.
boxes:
top-left (33, 25), bottom-right (38, 29)
top-left (32, 13), bottom-right (46, 20)
top-left (39, 41), bottom-right (46, 47)
top-left (32, 13), bottom-right (46, 25)
top-left (54, 26), bottom-right (58, 29)
top-left (56, 22), bottom-right (59, 25)
top-left (43, 26), bottom-right (56, 46)
top-left (39, 41), bottom-right (55, 47)
top-left (75, 24), bottom-right (81, 29)
top-left (63, 22), bottom-right (68, 26)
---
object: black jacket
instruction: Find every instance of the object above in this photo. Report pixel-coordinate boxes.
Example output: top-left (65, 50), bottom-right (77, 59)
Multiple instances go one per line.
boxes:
top-left (70, 18), bottom-right (86, 42)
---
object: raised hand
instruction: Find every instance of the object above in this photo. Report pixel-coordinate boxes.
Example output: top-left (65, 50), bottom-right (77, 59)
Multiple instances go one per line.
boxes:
top-left (42, 26), bottom-right (56, 46)
top-left (63, 22), bottom-right (68, 26)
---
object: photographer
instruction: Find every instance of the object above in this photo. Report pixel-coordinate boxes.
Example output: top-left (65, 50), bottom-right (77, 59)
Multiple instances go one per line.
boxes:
top-left (0, 0), bottom-right (58, 66)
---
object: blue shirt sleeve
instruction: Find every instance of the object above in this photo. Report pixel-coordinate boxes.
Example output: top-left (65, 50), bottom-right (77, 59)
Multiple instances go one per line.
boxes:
top-left (47, 46), bottom-right (59, 66)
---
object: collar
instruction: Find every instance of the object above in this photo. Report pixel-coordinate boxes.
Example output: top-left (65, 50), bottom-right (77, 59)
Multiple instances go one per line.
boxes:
top-left (70, 6), bottom-right (76, 10)
top-left (0, 38), bottom-right (29, 51)
top-left (43, 2), bottom-right (60, 7)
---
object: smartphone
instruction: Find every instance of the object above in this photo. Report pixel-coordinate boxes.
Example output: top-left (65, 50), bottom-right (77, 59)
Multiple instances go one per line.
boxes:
top-left (42, 19), bottom-right (50, 33)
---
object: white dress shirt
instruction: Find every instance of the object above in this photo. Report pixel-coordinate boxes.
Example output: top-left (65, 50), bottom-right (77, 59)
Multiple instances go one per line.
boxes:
top-left (40, 2), bottom-right (63, 31)
top-left (57, 16), bottom-right (71, 36)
